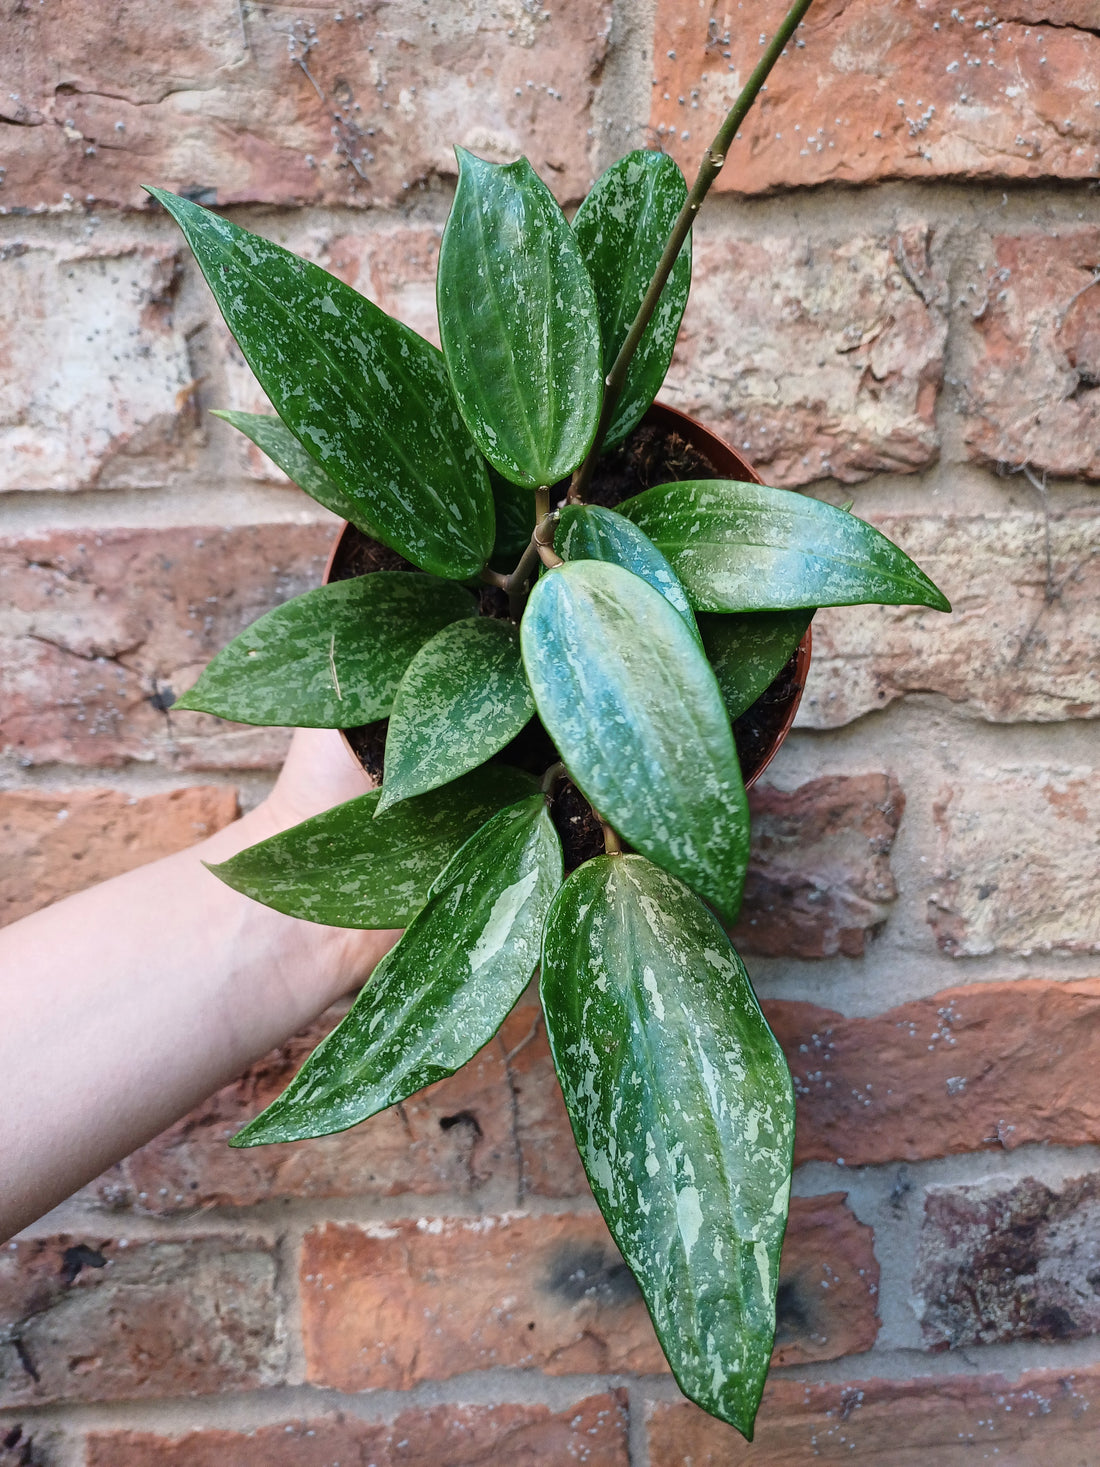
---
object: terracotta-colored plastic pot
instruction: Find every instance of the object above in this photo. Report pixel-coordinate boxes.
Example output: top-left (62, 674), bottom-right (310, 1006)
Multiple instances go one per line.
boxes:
top-left (324, 400), bottom-right (810, 790)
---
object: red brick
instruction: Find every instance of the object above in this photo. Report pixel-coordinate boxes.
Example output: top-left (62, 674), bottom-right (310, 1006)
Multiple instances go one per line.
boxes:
top-left (964, 228), bottom-right (1100, 480)
top-left (916, 1172), bottom-right (1100, 1348)
top-left (651, 0), bottom-right (1100, 196)
top-left (734, 775), bottom-right (903, 959)
top-left (2, 1), bottom-right (610, 212)
top-left (929, 769), bottom-right (1100, 955)
top-left (646, 1363), bottom-right (1100, 1464)
top-left (664, 226), bottom-right (944, 486)
top-left (800, 512), bottom-right (1100, 727)
top-left (507, 995), bottom-right (591, 1200)
top-left (300, 1196), bottom-right (878, 1391)
top-left (0, 785), bottom-right (238, 926)
top-left (0, 243), bottom-right (196, 492)
top-left (767, 980), bottom-right (1100, 1167)
top-left (0, 525), bottom-right (332, 769)
top-left (85, 1395), bottom-right (630, 1467)
top-left (0, 1234), bottom-right (283, 1406)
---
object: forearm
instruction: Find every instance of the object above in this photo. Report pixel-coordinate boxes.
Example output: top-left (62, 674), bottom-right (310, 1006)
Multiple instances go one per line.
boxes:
top-left (0, 799), bottom-right (394, 1241)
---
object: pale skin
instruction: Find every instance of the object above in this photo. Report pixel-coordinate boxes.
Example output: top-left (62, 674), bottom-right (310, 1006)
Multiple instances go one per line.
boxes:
top-left (0, 728), bottom-right (400, 1244)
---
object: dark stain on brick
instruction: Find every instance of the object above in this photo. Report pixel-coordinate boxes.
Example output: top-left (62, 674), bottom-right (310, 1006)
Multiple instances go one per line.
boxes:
top-left (60, 1245), bottom-right (107, 1286)
top-left (543, 1243), bottom-right (641, 1309)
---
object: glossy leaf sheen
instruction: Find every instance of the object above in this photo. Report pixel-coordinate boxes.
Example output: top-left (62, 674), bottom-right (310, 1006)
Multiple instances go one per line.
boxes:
top-left (620, 480), bottom-right (952, 613)
top-left (378, 617), bottom-right (536, 815)
top-left (572, 150), bottom-right (691, 448)
top-left (698, 610), bottom-right (812, 722)
top-left (234, 795), bottom-right (563, 1144)
top-left (555, 503), bottom-right (699, 638)
top-left (437, 150), bottom-right (602, 488)
top-left (211, 411), bottom-right (367, 528)
top-left (207, 765), bottom-right (538, 929)
top-left (174, 573), bottom-right (476, 728)
top-left (541, 855), bottom-right (795, 1438)
top-left (521, 560), bottom-right (749, 922)
top-left (148, 188), bottom-right (493, 579)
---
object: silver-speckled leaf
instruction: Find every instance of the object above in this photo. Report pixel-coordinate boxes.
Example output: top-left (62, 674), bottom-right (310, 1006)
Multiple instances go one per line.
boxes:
top-left (555, 503), bottom-right (699, 639)
top-left (437, 150), bottom-right (603, 488)
top-left (211, 411), bottom-right (367, 528)
top-left (521, 559), bottom-right (749, 923)
top-left (571, 149), bottom-right (691, 448)
top-left (541, 854), bottom-right (795, 1439)
top-left (174, 573), bottom-right (477, 728)
top-left (149, 188), bottom-right (494, 579)
top-left (377, 617), bottom-right (536, 815)
top-left (698, 610), bottom-right (812, 722)
top-left (233, 794), bottom-right (563, 1144)
top-left (619, 480), bottom-right (951, 612)
top-left (207, 765), bottom-right (539, 929)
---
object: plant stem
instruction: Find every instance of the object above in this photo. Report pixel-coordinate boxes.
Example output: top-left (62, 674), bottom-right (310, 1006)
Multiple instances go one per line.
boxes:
top-left (567, 0), bottom-right (815, 503)
top-left (599, 818), bottom-right (623, 856)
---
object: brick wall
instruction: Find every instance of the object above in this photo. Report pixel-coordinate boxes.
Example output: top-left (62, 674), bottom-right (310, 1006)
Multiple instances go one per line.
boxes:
top-left (2, 0), bottom-right (1098, 1461)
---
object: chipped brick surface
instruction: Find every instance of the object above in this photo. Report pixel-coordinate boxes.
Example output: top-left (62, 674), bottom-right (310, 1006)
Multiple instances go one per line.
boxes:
top-left (929, 769), bottom-right (1100, 955)
top-left (917, 1173), bottom-right (1100, 1348)
top-left (0, 525), bottom-right (332, 769)
top-left (662, 226), bottom-right (945, 486)
top-left (0, 785), bottom-right (238, 926)
top-left (2, 0), bottom-right (610, 211)
top-left (0, 243), bottom-right (195, 492)
top-left (0, 1234), bottom-right (283, 1406)
top-left (651, 0), bottom-right (1100, 196)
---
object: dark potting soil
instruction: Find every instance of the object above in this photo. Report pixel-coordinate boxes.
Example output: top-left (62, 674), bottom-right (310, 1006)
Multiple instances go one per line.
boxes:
top-left (328, 419), bottom-right (805, 870)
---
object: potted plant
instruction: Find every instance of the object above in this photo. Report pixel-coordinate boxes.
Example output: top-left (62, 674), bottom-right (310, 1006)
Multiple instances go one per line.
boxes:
top-left (153, 0), bottom-right (948, 1438)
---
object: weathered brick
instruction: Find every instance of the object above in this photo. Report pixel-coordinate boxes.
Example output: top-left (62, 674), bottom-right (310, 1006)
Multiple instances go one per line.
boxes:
top-left (0, 786), bottom-right (238, 926)
top-left (964, 228), bottom-right (1100, 480)
top-left (300, 1196), bottom-right (878, 1390)
top-left (651, 0), bottom-right (1100, 196)
top-left (800, 513), bottom-right (1100, 727)
top-left (0, 1424), bottom-right (57, 1467)
top-left (733, 775), bottom-right (904, 959)
top-left (929, 769), bottom-right (1100, 956)
top-left (85, 1395), bottom-right (630, 1467)
top-left (769, 980), bottom-right (1100, 1167)
top-left (0, 243), bottom-right (195, 492)
top-left (0, 1234), bottom-right (283, 1406)
top-left (647, 1363), bottom-right (1100, 1464)
top-left (917, 1172), bottom-right (1100, 1349)
top-left (663, 226), bottom-right (945, 487)
top-left (0, 525), bottom-right (332, 769)
top-left (2, 0), bottom-right (610, 212)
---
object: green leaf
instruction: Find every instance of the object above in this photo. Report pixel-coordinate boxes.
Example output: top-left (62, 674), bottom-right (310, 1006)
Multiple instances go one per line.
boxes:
top-left (521, 560), bottom-right (748, 922)
top-left (698, 610), bottom-right (812, 722)
top-left (541, 854), bottom-right (794, 1438)
top-left (147, 187), bottom-right (494, 579)
top-left (619, 480), bottom-right (951, 612)
top-left (556, 503), bottom-right (699, 639)
top-left (233, 794), bottom-right (562, 1144)
top-left (572, 150), bottom-right (691, 448)
top-left (378, 617), bottom-right (536, 815)
top-left (211, 411), bottom-right (368, 528)
top-left (175, 573), bottom-right (477, 728)
top-left (436, 149), bottom-right (603, 488)
top-left (207, 765), bottom-right (538, 929)
top-left (489, 462), bottom-right (537, 569)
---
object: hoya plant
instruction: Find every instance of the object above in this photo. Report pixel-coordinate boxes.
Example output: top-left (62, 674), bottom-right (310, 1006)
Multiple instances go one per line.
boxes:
top-left (155, 0), bottom-right (947, 1438)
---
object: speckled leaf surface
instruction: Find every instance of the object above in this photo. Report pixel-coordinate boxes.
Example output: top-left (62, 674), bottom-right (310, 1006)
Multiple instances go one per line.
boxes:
top-left (489, 462), bottom-right (537, 569)
top-left (556, 503), bottom-right (699, 638)
top-left (571, 150), bottom-right (691, 448)
top-left (698, 610), bottom-right (812, 721)
top-left (377, 617), bottom-right (536, 815)
top-left (207, 765), bottom-right (538, 929)
top-left (540, 854), bottom-right (795, 1438)
top-left (211, 411), bottom-right (367, 528)
top-left (521, 560), bottom-right (749, 923)
top-left (436, 150), bottom-right (603, 488)
top-left (174, 573), bottom-right (477, 728)
top-left (620, 480), bottom-right (951, 612)
top-left (149, 188), bottom-right (493, 579)
top-left (233, 795), bottom-right (562, 1145)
